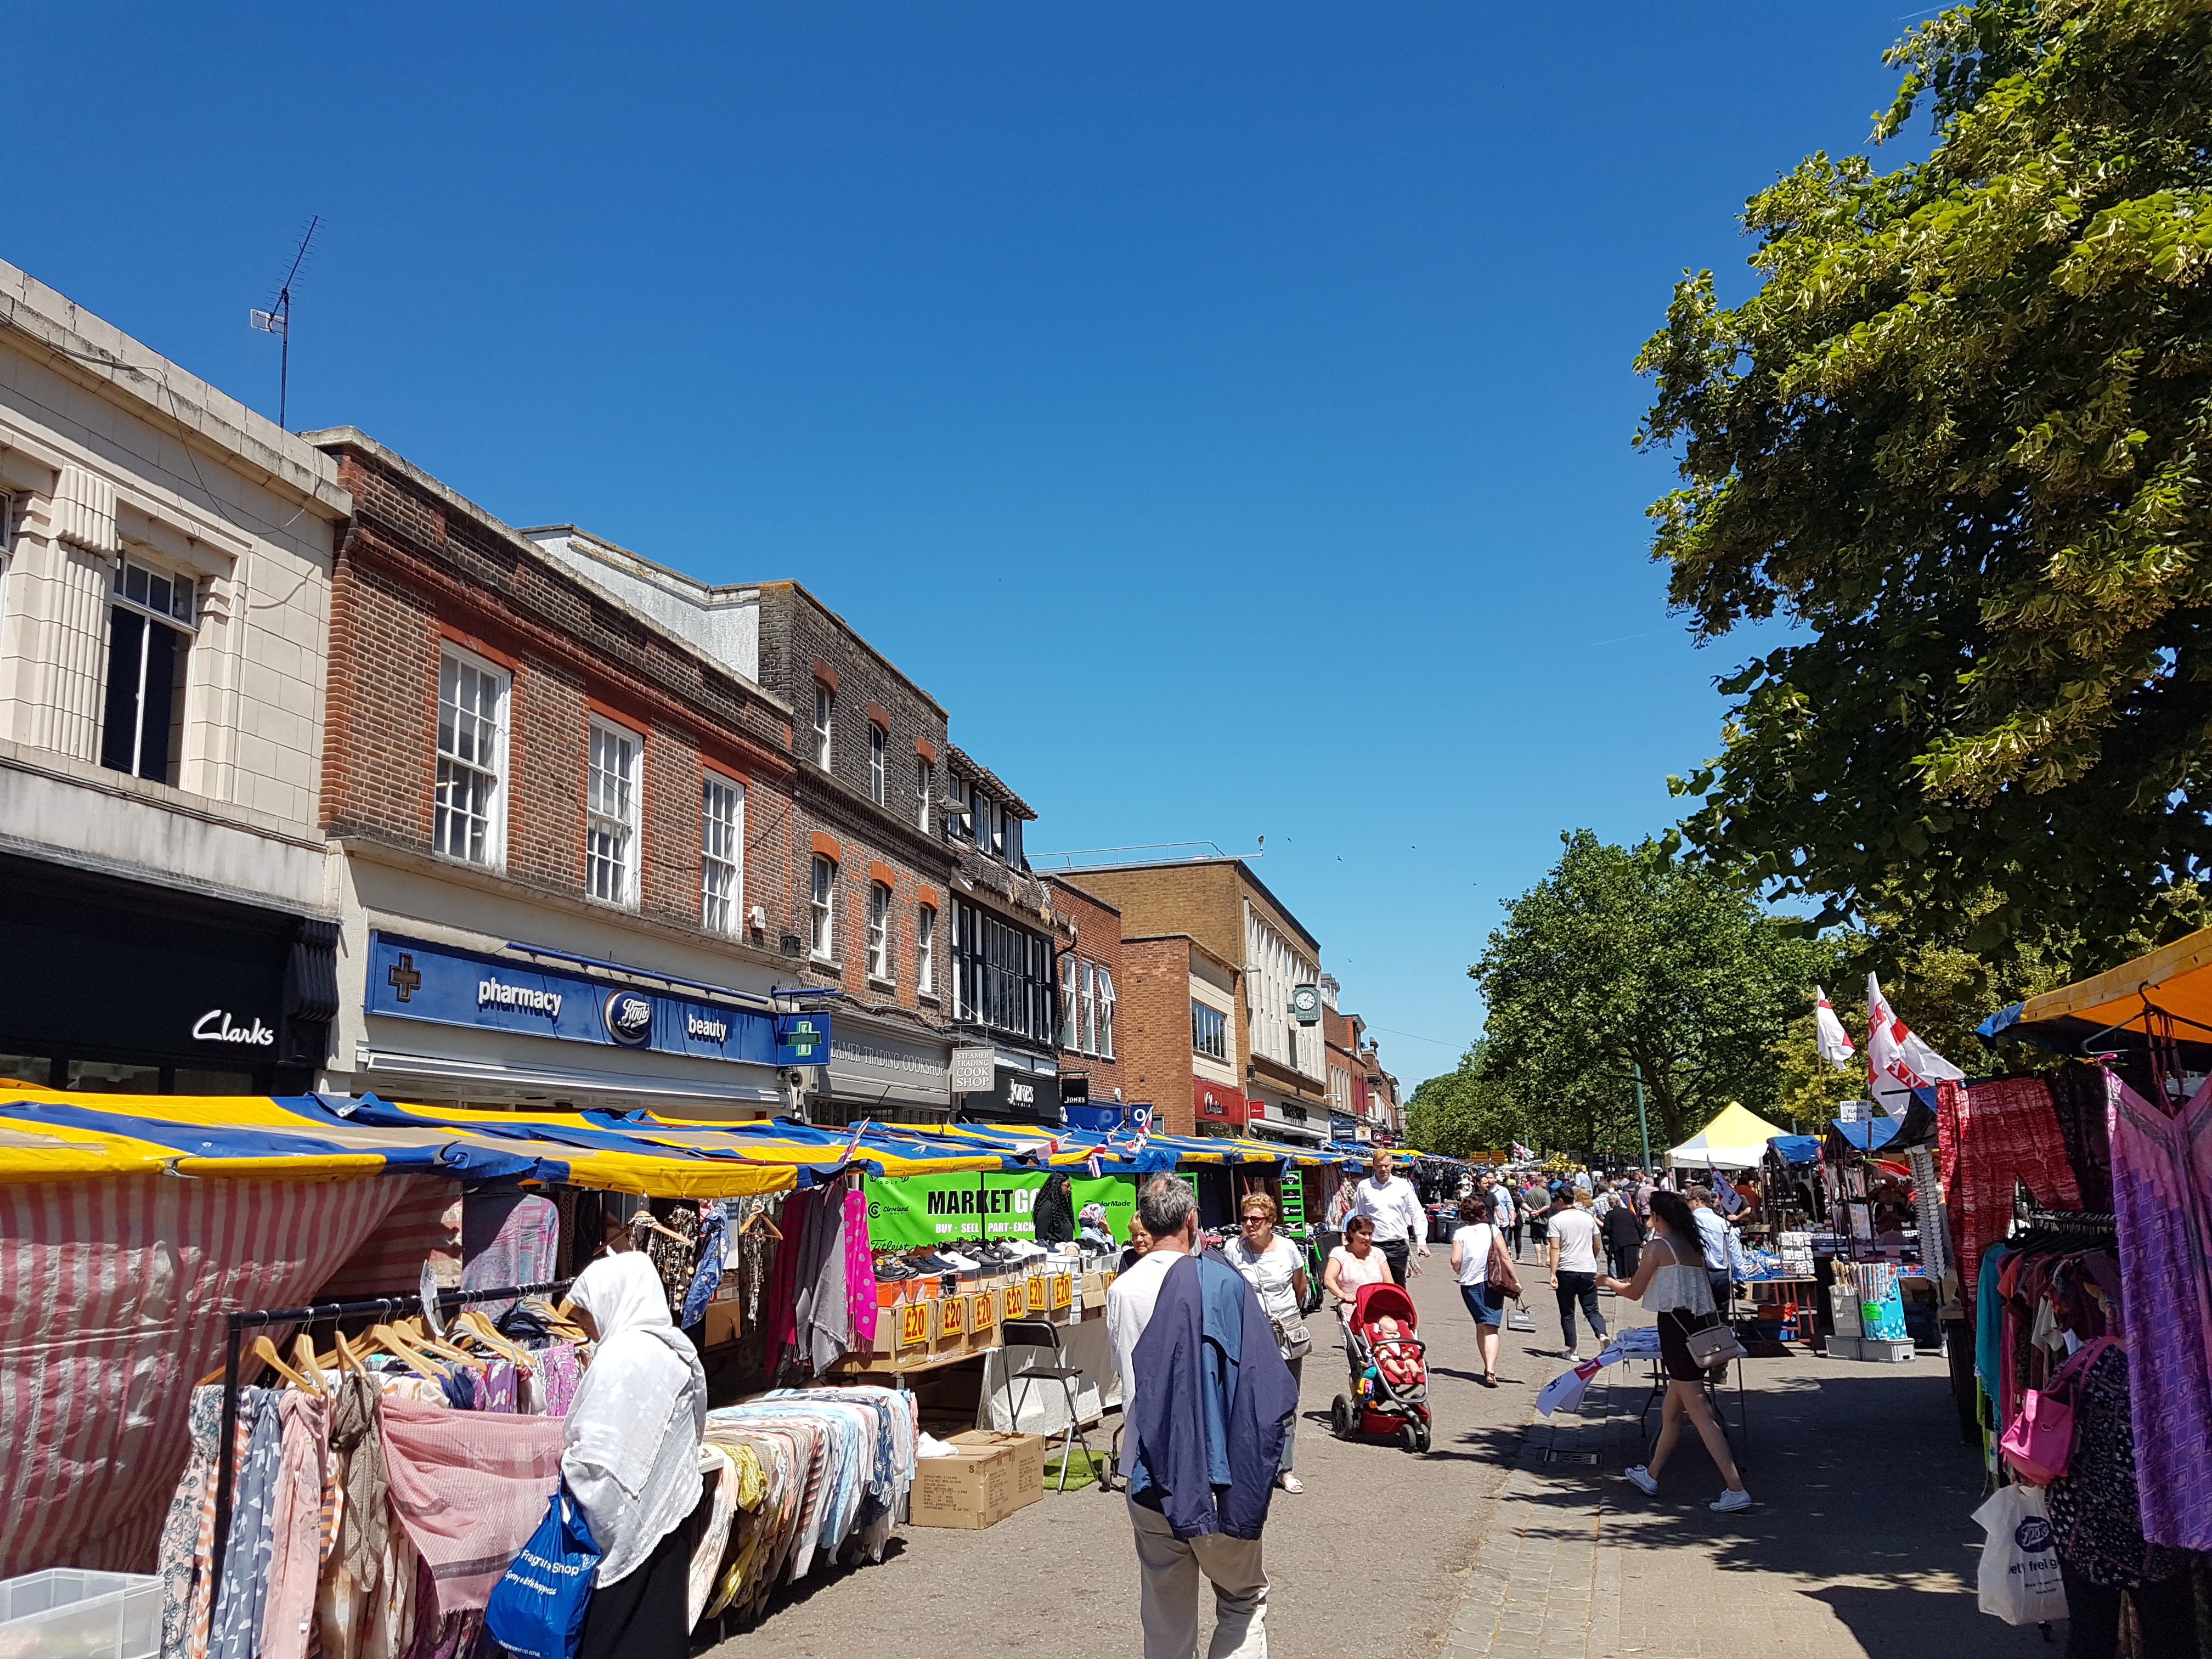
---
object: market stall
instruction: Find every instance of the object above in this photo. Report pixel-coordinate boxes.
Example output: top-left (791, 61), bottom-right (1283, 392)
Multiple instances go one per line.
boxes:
top-left (1665, 1101), bottom-right (1787, 1172)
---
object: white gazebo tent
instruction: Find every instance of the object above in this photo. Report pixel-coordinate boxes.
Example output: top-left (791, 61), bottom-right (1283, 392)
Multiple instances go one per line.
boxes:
top-left (1667, 1101), bottom-right (1788, 1171)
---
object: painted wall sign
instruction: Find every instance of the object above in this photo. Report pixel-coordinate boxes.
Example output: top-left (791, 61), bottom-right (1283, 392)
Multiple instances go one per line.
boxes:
top-left (365, 931), bottom-right (794, 1065)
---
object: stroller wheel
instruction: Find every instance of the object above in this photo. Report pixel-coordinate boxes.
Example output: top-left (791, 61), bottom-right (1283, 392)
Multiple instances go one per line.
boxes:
top-left (1413, 1418), bottom-right (1432, 1454)
top-left (1331, 1396), bottom-right (1353, 1440)
top-left (1400, 1421), bottom-right (1421, 1454)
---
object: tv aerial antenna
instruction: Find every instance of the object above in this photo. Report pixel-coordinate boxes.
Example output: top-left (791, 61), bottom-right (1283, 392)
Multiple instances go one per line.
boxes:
top-left (249, 215), bottom-right (320, 430)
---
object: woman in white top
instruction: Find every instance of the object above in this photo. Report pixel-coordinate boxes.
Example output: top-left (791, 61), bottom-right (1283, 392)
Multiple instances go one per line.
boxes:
top-left (1448, 1193), bottom-right (1506, 1387)
top-left (1598, 1188), bottom-right (1749, 1512)
top-left (1223, 1191), bottom-right (1312, 1493)
top-left (1323, 1215), bottom-right (1393, 1389)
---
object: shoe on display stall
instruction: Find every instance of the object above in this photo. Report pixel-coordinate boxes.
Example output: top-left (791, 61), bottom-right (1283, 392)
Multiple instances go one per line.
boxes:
top-left (1711, 1488), bottom-right (1752, 1513)
top-left (1623, 1466), bottom-right (1658, 1497)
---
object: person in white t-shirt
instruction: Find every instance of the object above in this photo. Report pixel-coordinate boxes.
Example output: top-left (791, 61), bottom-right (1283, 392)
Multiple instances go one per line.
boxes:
top-left (1545, 1193), bottom-right (1609, 1362)
top-left (1223, 1192), bottom-right (1311, 1494)
top-left (1448, 1193), bottom-right (1507, 1387)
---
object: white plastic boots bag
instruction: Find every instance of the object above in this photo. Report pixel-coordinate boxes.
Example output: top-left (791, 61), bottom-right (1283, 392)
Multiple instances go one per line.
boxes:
top-left (1972, 1484), bottom-right (2068, 1625)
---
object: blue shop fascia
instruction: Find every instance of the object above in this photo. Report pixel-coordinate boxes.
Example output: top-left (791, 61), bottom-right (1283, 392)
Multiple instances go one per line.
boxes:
top-left (344, 928), bottom-right (828, 1115)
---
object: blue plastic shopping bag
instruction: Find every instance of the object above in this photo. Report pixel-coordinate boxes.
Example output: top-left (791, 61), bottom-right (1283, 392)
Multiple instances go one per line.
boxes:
top-left (484, 1485), bottom-right (600, 1659)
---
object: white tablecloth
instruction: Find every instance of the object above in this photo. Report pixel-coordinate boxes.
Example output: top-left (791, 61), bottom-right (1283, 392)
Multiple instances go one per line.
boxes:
top-left (978, 1315), bottom-right (1120, 1436)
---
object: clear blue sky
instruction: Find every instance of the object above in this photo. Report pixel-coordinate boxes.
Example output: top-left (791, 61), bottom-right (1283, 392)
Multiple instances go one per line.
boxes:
top-left (12, 5), bottom-right (1930, 1090)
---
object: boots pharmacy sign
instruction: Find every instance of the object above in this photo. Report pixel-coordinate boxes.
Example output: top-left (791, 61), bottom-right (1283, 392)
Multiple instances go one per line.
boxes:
top-left (365, 932), bottom-right (801, 1064)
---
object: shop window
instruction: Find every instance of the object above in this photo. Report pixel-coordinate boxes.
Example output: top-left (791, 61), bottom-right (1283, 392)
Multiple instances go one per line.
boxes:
top-left (1097, 966), bottom-right (1115, 1059)
top-left (810, 854), bottom-right (837, 959)
top-left (916, 757), bottom-right (932, 833)
top-left (701, 774), bottom-right (744, 933)
top-left (866, 881), bottom-right (891, 980)
top-left (100, 558), bottom-right (196, 783)
top-left (1059, 953), bottom-right (1080, 1048)
top-left (970, 785), bottom-right (990, 851)
top-left (0, 1053), bottom-right (57, 1089)
top-left (435, 650), bottom-right (507, 865)
top-left (586, 720), bottom-right (639, 906)
top-left (1193, 1001), bottom-right (1228, 1060)
top-left (868, 722), bottom-right (887, 805)
top-left (812, 684), bottom-right (833, 768)
top-left (174, 1066), bottom-right (259, 1094)
top-left (917, 903), bottom-right (936, 995)
top-left (69, 1058), bottom-right (161, 1093)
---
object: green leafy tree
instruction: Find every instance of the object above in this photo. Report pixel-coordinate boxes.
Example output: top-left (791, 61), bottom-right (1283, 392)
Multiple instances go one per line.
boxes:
top-left (1471, 832), bottom-right (1839, 1149)
top-left (1638, 0), bottom-right (2212, 976)
top-left (1406, 1041), bottom-right (1530, 1158)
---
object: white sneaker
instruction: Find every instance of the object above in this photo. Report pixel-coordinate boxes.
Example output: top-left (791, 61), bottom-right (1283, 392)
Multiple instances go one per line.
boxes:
top-left (1564, 1352), bottom-right (1583, 1364)
top-left (1623, 1466), bottom-right (1658, 1497)
top-left (1711, 1488), bottom-right (1751, 1513)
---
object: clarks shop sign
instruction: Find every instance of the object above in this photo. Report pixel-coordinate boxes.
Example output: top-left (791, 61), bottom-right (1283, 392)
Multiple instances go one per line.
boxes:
top-left (365, 932), bottom-right (812, 1064)
top-left (193, 1009), bottom-right (276, 1048)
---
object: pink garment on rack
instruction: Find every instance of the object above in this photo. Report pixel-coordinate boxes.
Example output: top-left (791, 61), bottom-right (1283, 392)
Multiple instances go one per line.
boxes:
top-left (2108, 1075), bottom-right (2212, 1550)
top-left (843, 1189), bottom-right (877, 1345)
top-left (1937, 1077), bottom-right (2081, 1305)
top-left (259, 1392), bottom-right (328, 1659)
top-left (375, 1394), bottom-right (562, 1615)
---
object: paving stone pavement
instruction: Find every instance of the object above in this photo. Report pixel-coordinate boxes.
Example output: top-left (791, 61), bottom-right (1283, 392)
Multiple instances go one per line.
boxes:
top-left (1437, 1316), bottom-right (2064, 1659)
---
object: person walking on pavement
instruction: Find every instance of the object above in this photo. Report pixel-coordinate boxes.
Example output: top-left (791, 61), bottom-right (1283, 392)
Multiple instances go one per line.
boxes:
top-left (1545, 1190), bottom-right (1609, 1362)
top-left (1322, 1216), bottom-right (1393, 1387)
top-left (1222, 1192), bottom-right (1311, 1494)
top-left (1601, 1188), bottom-right (1646, 1283)
top-left (1686, 1186), bottom-right (1738, 1318)
top-left (1488, 1172), bottom-right (1520, 1260)
top-left (1449, 1193), bottom-right (1508, 1386)
top-left (1521, 1177), bottom-right (1551, 1258)
top-left (1109, 1175), bottom-right (1292, 1659)
top-left (1352, 1150), bottom-right (1429, 1286)
top-left (1599, 1190), bottom-right (1751, 1513)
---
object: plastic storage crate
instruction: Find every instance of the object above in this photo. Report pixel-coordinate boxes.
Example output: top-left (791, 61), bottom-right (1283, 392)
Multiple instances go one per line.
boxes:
top-left (0, 1568), bottom-right (159, 1658)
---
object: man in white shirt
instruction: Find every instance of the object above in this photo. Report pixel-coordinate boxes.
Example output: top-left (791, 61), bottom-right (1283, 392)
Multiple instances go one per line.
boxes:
top-left (1352, 1151), bottom-right (1429, 1286)
top-left (1107, 1176), bottom-right (1269, 1659)
top-left (1544, 1193), bottom-right (1609, 1362)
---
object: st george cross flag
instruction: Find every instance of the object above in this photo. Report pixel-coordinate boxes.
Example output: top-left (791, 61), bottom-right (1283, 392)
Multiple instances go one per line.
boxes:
top-left (1813, 986), bottom-right (1856, 1071)
top-left (1866, 974), bottom-right (1963, 1115)
top-left (1511, 1142), bottom-right (1535, 1162)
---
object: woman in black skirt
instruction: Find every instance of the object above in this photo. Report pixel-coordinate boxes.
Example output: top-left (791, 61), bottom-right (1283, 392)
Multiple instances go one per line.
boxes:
top-left (1598, 1190), bottom-right (1750, 1513)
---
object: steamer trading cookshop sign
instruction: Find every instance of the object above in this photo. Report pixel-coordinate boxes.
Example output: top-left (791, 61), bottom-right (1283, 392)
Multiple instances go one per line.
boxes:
top-left (365, 932), bottom-right (811, 1063)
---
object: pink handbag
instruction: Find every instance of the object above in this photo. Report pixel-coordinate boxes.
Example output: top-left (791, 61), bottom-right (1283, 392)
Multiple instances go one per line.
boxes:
top-left (1999, 1337), bottom-right (2111, 1486)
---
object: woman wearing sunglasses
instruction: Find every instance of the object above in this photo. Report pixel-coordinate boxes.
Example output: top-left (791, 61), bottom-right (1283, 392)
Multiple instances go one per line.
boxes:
top-left (1222, 1192), bottom-right (1312, 1493)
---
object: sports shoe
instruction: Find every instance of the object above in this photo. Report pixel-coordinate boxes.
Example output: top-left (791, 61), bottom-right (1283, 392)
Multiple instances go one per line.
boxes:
top-left (1623, 1466), bottom-right (1658, 1497)
top-left (1711, 1488), bottom-right (1752, 1513)
top-left (1564, 1352), bottom-right (1584, 1364)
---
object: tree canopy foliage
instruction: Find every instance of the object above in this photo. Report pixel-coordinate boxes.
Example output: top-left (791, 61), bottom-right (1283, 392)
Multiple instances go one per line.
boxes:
top-left (1638, 0), bottom-right (2212, 981)
top-left (1406, 1040), bottom-right (1528, 1160)
top-left (1466, 832), bottom-right (1837, 1152)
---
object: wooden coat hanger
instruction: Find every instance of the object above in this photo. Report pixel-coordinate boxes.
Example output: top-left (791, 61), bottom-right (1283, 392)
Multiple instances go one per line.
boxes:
top-left (456, 1310), bottom-right (532, 1365)
top-left (250, 1335), bottom-right (314, 1393)
top-left (370, 1323), bottom-right (445, 1379)
top-left (290, 1334), bottom-right (327, 1396)
top-left (738, 1201), bottom-right (783, 1241)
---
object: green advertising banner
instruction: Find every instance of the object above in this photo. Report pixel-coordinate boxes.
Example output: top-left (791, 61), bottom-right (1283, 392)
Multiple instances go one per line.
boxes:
top-left (864, 1171), bottom-right (1139, 1249)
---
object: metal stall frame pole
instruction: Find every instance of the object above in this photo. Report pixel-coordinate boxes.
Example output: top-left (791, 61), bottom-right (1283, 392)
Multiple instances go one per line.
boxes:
top-left (205, 1278), bottom-right (572, 1598)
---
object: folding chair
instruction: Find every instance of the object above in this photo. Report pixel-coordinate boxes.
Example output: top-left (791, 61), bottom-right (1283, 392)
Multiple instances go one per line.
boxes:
top-left (1002, 1317), bottom-right (1099, 1492)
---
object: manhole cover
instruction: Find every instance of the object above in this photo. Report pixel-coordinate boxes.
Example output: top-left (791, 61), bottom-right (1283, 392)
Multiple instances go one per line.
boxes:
top-left (1544, 1451), bottom-right (1600, 1464)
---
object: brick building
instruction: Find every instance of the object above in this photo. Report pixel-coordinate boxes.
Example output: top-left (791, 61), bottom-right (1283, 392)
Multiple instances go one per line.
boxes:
top-left (1042, 875), bottom-right (1125, 1122)
top-left (520, 529), bottom-right (964, 1122)
top-left (308, 432), bottom-right (811, 1114)
top-left (1116, 932), bottom-right (1244, 1138)
top-left (0, 259), bottom-right (352, 1095)
top-left (1062, 856), bottom-right (1330, 1149)
top-left (1322, 978), bottom-right (1363, 1142)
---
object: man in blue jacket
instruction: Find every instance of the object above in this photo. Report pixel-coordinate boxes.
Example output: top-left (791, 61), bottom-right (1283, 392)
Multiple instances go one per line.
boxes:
top-left (1109, 1176), bottom-right (1297, 1659)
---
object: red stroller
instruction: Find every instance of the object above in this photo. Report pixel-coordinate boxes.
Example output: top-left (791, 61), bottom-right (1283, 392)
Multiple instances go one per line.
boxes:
top-left (1331, 1281), bottom-right (1432, 1453)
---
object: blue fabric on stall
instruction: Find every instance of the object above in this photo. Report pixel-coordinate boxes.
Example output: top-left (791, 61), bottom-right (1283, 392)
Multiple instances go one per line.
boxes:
top-left (1976, 1245), bottom-right (2010, 1406)
top-left (680, 1204), bottom-right (728, 1328)
top-left (1768, 1135), bottom-right (1821, 1165)
top-left (206, 1390), bottom-right (281, 1659)
top-left (1829, 1118), bottom-right (1900, 1151)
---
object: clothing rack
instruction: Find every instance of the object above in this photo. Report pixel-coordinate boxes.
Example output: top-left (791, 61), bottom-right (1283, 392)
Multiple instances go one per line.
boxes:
top-left (208, 1277), bottom-right (573, 1595)
top-left (2018, 1206), bottom-right (2117, 1232)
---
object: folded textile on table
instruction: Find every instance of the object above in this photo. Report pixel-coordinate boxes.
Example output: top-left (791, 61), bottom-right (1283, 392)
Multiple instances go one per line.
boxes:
top-left (1534, 1327), bottom-right (1661, 1418)
top-left (376, 1393), bottom-right (563, 1615)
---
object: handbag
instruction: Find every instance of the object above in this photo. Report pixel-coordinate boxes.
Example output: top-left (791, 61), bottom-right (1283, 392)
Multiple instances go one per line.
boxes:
top-left (1678, 1310), bottom-right (1747, 1370)
top-left (1271, 1314), bottom-right (1313, 1362)
top-left (1485, 1231), bottom-right (1522, 1299)
top-left (484, 1485), bottom-right (600, 1659)
top-left (2000, 1337), bottom-right (2110, 1486)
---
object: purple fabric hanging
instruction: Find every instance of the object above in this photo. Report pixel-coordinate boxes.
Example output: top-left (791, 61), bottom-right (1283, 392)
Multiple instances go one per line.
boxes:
top-left (2107, 1075), bottom-right (2212, 1550)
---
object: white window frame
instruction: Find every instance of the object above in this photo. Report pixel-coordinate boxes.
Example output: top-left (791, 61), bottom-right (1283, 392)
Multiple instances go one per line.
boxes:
top-left (0, 491), bottom-right (14, 638)
top-left (1193, 1000), bottom-right (1228, 1060)
top-left (586, 718), bottom-right (641, 907)
top-left (812, 684), bottom-right (833, 768)
top-left (916, 756), bottom-right (933, 833)
top-left (434, 646), bottom-right (509, 868)
top-left (917, 903), bottom-right (936, 995)
top-left (866, 880), bottom-right (892, 981)
top-left (1096, 966), bottom-right (1115, 1060)
top-left (1059, 953), bottom-right (1080, 1049)
top-left (868, 722), bottom-right (887, 804)
top-left (701, 773), bottom-right (744, 933)
top-left (1079, 962), bottom-right (1098, 1056)
top-left (810, 854), bottom-right (837, 960)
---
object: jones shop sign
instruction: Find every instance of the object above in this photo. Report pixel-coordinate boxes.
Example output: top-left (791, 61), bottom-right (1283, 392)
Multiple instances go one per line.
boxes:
top-left (366, 932), bottom-right (808, 1063)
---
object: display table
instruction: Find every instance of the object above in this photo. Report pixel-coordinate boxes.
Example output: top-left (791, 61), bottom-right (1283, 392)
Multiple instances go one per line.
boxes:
top-left (979, 1312), bottom-right (1119, 1437)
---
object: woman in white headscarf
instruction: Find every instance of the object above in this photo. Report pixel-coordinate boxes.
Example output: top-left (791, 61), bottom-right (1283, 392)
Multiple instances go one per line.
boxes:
top-left (565, 1247), bottom-right (708, 1659)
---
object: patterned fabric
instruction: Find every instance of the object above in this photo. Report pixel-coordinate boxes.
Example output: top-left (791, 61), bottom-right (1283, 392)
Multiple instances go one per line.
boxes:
top-left (471, 1362), bottom-right (516, 1415)
top-left (2046, 1342), bottom-right (2191, 1588)
top-left (320, 1372), bottom-right (387, 1659)
top-left (680, 1205), bottom-right (728, 1330)
top-left (459, 1194), bottom-right (560, 1321)
top-left (535, 1345), bottom-right (582, 1417)
top-left (2047, 1061), bottom-right (2117, 1214)
top-left (259, 1391), bottom-right (328, 1659)
top-left (0, 1175), bottom-right (410, 1576)
top-left (841, 1190), bottom-right (877, 1346)
top-left (2109, 1074), bottom-right (2212, 1550)
top-left (1938, 1076), bottom-right (2083, 1309)
top-left (157, 1386), bottom-right (223, 1659)
top-left (206, 1390), bottom-right (283, 1659)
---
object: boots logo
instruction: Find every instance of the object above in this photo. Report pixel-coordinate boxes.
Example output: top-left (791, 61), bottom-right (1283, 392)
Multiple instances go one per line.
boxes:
top-left (193, 1009), bottom-right (275, 1047)
top-left (603, 990), bottom-right (654, 1048)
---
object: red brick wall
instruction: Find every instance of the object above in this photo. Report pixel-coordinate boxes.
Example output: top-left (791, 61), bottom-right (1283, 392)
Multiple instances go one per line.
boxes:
top-left (1045, 877), bottom-right (1125, 1104)
top-left (1117, 935), bottom-right (1199, 1135)
top-left (788, 798), bottom-right (948, 1019)
top-left (319, 440), bottom-right (798, 947)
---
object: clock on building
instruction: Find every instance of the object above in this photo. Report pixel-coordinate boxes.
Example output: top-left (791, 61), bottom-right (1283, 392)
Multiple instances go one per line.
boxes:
top-left (1290, 984), bottom-right (1321, 1025)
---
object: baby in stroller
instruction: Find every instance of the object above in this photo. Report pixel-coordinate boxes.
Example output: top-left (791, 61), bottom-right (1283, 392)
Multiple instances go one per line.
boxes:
top-left (1333, 1282), bottom-right (1434, 1453)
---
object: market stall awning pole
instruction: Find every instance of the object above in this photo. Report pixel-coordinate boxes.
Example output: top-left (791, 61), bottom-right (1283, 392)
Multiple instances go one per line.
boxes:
top-left (1633, 1063), bottom-right (1652, 1175)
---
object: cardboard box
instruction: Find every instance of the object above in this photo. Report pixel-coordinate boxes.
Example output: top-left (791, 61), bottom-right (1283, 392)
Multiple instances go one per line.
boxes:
top-left (1082, 1271), bottom-right (1106, 1305)
top-left (703, 1301), bottom-right (742, 1347)
top-left (910, 1444), bottom-right (1019, 1528)
top-left (932, 1292), bottom-right (968, 1348)
top-left (946, 1430), bottom-right (1046, 1511)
